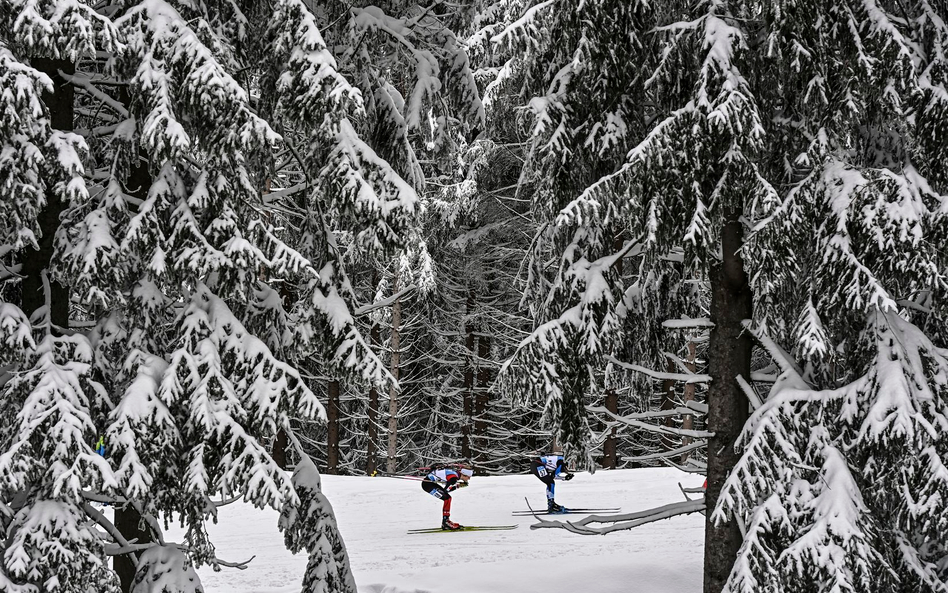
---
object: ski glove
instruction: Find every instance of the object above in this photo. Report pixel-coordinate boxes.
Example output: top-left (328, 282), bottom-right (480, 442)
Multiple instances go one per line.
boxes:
top-left (564, 473), bottom-right (574, 481)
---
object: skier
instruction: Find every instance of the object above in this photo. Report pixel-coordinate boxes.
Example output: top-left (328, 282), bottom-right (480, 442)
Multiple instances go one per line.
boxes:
top-left (421, 465), bottom-right (474, 530)
top-left (530, 452), bottom-right (574, 513)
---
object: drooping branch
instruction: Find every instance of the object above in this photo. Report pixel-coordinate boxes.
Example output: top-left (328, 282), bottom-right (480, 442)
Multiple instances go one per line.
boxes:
top-left (662, 317), bottom-right (715, 329)
top-left (606, 355), bottom-right (711, 383)
top-left (588, 403), bottom-right (712, 439)
top-left (741, 320), bottom-right (809, 390)
top-left (735, 374), bottom-right (762, 409)
top-left (622, 440), bottom-right (707, 462)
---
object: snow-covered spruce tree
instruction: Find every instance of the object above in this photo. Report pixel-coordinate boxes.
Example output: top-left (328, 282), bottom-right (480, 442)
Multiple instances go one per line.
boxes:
top-left (709, 2), bottom-right (948, 592)
top-left (279, 438), bottom-right (357, 593)
top-left (489, 0), bottom-right (946, 592)
top-left (245, 0), bottom-right (485, 475)
top-left (0, 0), bottom-right (405, 591)
top-left (484, 0), bottom-right (663, 461)
top-left (0, 3), bottom-right (122, 591)
top-left (717, 313), bottom-right (948, 593)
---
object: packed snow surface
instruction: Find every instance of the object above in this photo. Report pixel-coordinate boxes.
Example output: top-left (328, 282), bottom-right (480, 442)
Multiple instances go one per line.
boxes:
top-left (173, 467), bottom-right (704, 593)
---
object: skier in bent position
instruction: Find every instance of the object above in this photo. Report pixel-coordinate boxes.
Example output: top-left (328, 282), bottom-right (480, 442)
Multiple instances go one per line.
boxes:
top-left (421, 465), bottom-right (474, 530)
top-left (530, 452), bottom-right (574, 513)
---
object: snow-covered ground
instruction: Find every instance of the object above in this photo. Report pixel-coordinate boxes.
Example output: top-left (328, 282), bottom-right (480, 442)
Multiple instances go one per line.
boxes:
top-left (174, 468), bottom-right (705, 593)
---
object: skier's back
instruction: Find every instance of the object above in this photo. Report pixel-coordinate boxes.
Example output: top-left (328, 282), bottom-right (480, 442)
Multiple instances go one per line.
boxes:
top-left (530, 452), bottom-right (574, 513)
top-left (421, 464), bottom-right (474, 530)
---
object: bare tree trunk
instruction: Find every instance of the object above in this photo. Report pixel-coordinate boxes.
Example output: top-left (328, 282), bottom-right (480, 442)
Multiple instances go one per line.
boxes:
top-left (602, 388), bottom-right (618, 468)
top-left (602, 232), bottom-right (622, 469)
top-left (366, 321), bottom-right (380, 475)
top-left (385, 273), bottom-right (401, 474)
top-left (703, 203), bottom-right (752, 593)
top-left (659, 360), bottom-right (678, 451)
top-left (460, 290), bottom-right (474, 461)
top-left (327, 379), bottom-right (340, 473)
top-left (474, 330), bottom-right (490, 465)
top-left (20, 59), bottom-right (72, 330)
top-left (679, 340), bottom-right (697, 464)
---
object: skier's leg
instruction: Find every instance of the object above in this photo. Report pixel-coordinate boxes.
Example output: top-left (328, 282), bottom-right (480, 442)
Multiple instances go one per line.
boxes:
top-left (422, 480), bottom-right (442, 498)
top-left (546, 480), bottom-right (565, 512)
top-left (529, 462), bottom-right (544, 481)
top-left (531, 462), bottom-right (555, 491)
top-left (440, 490), bottom-right (461, 530)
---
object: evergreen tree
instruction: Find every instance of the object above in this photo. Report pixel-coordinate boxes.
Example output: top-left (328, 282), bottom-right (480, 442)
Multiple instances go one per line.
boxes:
top-left (485, 1), bottom-right (947, 592)
top-left (279, 440), bottom-right (357, 593)
top-left (0, 0), bottom-right (441, 590)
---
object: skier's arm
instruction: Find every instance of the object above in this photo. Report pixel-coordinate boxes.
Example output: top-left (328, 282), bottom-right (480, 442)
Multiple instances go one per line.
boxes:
top-left (555, 460), bottom-right (574, 480)
top-left (445, 474), bottom-right (461, 491)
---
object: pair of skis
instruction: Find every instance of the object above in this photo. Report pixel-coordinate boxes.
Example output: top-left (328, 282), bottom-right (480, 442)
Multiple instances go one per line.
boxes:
top-left (513, 495), bottom-right (620, 517)
top-left (511, 506), bottom-right (620, 516)
top-left (407, 525), bottom-right (518, 534)
top-left (408, 501), bottom-right (621, 533)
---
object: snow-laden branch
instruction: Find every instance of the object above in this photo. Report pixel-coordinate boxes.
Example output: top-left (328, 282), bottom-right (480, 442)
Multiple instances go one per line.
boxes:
top-left (588, 400), bottom-right (708, 420)
top-left (589, 404), bottom-right (713, 438)
top-left (606, 355), bottom-right (711, 384)
top-left (736, 374), bottom-right (763, 409)
top-left (662, 317), bottom-right (714, 329)
top-left (58, 69), bottom-right (129, 117)
top-left (622, 440), bottom-right (707, 463)
top-left (665, 458), bottom-right (706, 474)
top-left (741, 320), bottom-right (810, 391)
top-left (353, 284), bottom-right (418, 316)
top-left (663, 351), bottom-right (701, 376)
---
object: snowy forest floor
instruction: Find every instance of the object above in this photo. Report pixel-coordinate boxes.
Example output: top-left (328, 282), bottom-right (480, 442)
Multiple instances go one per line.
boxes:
top-left (167, 467), bottom-right (705, 593)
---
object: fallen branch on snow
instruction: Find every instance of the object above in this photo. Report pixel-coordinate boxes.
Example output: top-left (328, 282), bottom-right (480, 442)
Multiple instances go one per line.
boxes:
top-left (530, 498), bottom-right (706, 535)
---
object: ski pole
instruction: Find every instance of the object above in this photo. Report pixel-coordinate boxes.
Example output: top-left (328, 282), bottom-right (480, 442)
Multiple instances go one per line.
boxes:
top-left (369, 470), bottom-right (425, 481)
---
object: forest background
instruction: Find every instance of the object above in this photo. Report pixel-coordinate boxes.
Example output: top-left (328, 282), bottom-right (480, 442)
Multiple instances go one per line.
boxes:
top-left (1, 0), bottom-right (946, 592)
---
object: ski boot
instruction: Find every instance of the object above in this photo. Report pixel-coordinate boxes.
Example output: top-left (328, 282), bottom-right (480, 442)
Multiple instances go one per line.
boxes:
top-left (547, 500), bottom-right (566, 514)
top-left (442, 517), bottom-right (462, 531)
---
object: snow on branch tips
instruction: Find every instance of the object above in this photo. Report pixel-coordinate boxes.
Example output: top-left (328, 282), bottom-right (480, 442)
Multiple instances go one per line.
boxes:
top-left (154, 286), bottom-right (323, 513)
top-left (279, 435), bottom-right (357, 593)
top-left (716, 310), bottom-right (948, 593)
top-left (130, 545), bottom-right (203, 593)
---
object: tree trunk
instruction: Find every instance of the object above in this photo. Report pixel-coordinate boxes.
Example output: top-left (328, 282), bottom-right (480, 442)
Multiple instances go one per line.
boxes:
top-left (327, 379), bottom-right (340, 473)
top-left (659, 360), bottom-right (678, 451)
top-left (366, 322), bottom-right (380, 475)
top-left (271, 429), bottom-right (288, 470)
top-left (602, 232), bottom-right (622, 469)
top-left (114, 505), bottom-right (152, 592)
top-left (474, 330), bottom-right (490, 465)
top-left (113, 78), bottom-right (157, 593)
top-left (703, 204), bottom-right (752, 593)
top-left (385, 273), bottom-right (401, 474)
top-left (460, 290), bottom-right (475, 461)
top-left (24, 58), bottom-right (150, 593)
top-left (602, 388), bottom-right (618, 468)
top-left (19, 59), bottom-right (72, 330)
top-left (679, 340), bottom-right (697, 464)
